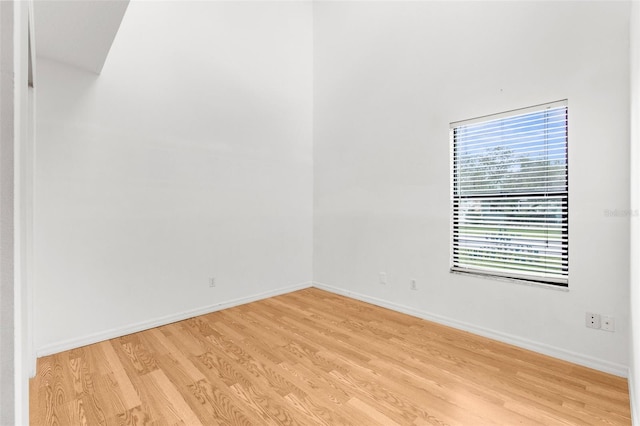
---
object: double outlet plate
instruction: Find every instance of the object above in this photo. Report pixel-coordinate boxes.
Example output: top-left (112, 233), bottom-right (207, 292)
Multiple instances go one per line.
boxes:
top-left (586, 312), bottom-right (615, 332)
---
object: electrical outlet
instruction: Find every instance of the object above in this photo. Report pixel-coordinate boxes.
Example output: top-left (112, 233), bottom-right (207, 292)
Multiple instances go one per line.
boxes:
top-left (586, 312), bottom-right (601, 329)
top-left (209, 277), bottom-right (216, 288)
top-left (379, 272), bottom-right (387, 285)
top-left (601, 315), bottom-right (615, 332)
top-left (410, 279), bottom-right (417, 290)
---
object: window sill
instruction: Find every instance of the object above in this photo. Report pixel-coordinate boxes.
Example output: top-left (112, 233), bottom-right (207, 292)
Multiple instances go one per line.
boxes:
top-left (450, 269), bottom-right (569, 292)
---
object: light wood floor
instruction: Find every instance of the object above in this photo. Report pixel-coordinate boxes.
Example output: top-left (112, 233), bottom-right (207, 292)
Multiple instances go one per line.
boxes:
top-left (30, 288), bottom-right (630, 425)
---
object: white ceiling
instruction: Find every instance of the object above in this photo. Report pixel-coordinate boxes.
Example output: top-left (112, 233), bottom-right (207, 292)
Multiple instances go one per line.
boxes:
top-left (34, 0), bottom-right (129, 74)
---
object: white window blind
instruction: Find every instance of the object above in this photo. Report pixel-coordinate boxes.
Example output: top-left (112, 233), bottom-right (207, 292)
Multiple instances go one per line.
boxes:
top-left (450, 100), bottom-right (568, 286)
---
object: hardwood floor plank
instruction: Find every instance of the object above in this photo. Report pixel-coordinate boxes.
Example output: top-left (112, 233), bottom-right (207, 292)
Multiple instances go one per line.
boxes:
top-left (90, 373), bottom-right (128, 422)
top-left (190, 351), bottom-right (308, 425)
top-left (132, 372), bottom-right (183, 425)
top-left (278, 361), bottom-right (352, 405)
top-left (147, 370), bottom-right (202, 426)
top-left (111, 405), bottom-right (153, 426)
top-left (347, 397), bottom-right (402, 426)
top-left (228, 383), bottom-right (283, 425)
top-left (98, 341), bottom-right (142, 410)
top-left (209, 320), bottom-right (248, 343)
top-left (31, 288), bottom-right (631, 425)
top-left (29, 383), bottom-right (73, 426)
top-left (342, 355), bottom-right (497, 425)
top-left (189, 379), bottom-right (276, 425)
top-left (48, 354), bottom-right (77, 406)
top-left (118, 339), bottom-right (159, 376)
top-left (162, 323), bottom-right (207, 357)
top-left (282, 392), bottom-right (334, 426)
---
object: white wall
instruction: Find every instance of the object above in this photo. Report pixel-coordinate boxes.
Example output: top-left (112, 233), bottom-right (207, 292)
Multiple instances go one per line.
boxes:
top-left (0, 2), bottom-right (16, 423)
top-left (628, 0), bottom-right (639, 420)
top-left (313, 1), bottom-right (631, 375)
top-left (34, 0), bottom-right (633, 381)
top-left (34, 1), bottom-right (313, 354)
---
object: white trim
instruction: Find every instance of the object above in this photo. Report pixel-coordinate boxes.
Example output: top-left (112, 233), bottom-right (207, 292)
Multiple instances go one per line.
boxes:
top-left (630, 372), bottom-right (639, 426)
top-left (313, 281), bottom-right (628, 378)
top-left (630, 0), bottom-right (640, 424)
top-left (26, 0), bottom-right (36, 380)
top-left (450, 270), bottom-right (569, 292)
top-left (450, 99), bottom-right (568, 128)
top-left (36, 281), bottom-right (313, 357)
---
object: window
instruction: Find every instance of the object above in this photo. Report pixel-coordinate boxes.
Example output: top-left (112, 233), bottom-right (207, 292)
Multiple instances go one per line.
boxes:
top-left (450, 100), bottom-right (568, 287)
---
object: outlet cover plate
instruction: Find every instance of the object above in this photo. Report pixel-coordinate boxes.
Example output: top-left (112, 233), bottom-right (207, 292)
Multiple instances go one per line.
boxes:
top-left (601, 315), bottom-right (615, 332)
top-left (586, 312), bottom-right (601, 329)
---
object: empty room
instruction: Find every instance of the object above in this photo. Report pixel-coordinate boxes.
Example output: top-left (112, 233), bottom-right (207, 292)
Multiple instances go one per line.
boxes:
top-left (1, 0), bottom-right (639, 424)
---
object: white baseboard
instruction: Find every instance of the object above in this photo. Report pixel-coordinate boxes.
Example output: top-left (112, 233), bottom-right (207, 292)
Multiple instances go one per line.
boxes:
top-left (36, 281), bottom-right (313, 357)
top-left (313, 281), bottom-right (629, 378)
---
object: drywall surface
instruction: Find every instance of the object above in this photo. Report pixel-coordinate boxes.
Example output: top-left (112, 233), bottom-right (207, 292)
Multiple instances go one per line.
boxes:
top-left (0, 2), bottom-right (15, 423)
top-left (314, 1), bottom-right (631, 373)
top-left (34, 1), bottom-right (313, 352)
top-left (34, 0), bottom-right (129, 74)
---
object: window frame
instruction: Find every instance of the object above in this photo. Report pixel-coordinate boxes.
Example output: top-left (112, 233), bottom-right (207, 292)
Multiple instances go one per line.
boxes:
top-left (449, 100), bottom-right (569, 287)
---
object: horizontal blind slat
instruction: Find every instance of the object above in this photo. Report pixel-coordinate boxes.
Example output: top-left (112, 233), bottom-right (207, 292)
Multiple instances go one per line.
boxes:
top-left (454, 131), bottom-right (567, 152)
